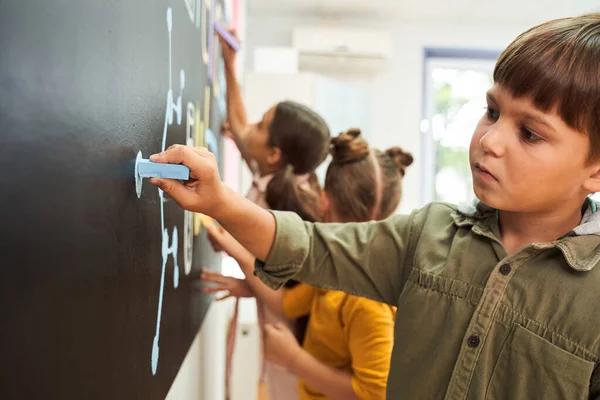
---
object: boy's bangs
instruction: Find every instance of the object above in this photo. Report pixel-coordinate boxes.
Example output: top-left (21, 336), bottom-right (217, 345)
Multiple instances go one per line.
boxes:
top-left (493, 14), bottom-right (600, 161)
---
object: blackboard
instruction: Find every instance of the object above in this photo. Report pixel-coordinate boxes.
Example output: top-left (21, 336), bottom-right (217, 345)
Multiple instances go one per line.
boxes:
top-left (0, 0), bottom-right (230, 398)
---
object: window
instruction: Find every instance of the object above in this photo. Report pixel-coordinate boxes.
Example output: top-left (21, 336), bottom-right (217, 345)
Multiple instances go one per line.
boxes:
top-left (421, 52), bottom-right (498, 206)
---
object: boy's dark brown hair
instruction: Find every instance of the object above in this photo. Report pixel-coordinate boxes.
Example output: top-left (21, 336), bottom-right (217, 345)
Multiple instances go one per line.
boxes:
top-left (325, 128), bottom-right (413, 222)
top-left (265, 101), bottom-right (330, 223)
top-left (494, 13), bottom-right (600, 163)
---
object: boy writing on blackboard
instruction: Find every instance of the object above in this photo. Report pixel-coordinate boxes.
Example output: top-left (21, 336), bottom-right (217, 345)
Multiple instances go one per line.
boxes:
top-left (151, 13), bottom-right (600, 399)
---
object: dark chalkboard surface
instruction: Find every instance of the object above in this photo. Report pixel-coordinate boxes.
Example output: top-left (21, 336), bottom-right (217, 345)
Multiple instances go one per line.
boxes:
top-left (0, 0), bottom-right (229, 398)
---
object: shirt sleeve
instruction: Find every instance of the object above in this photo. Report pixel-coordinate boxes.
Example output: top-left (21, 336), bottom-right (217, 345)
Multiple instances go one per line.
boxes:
top-left (282, 283), bottom-right (317, 319)
top-left (343, 296), bottom-right (396, 400)
top-left (254, 205), bottom-right (431, 306)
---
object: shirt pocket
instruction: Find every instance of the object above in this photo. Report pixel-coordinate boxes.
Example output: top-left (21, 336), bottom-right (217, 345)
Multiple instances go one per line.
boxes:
top-left (485, 324), bottom-right (594, 400)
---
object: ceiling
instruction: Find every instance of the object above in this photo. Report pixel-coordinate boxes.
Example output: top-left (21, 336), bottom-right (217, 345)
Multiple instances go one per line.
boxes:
top-left (248, 0), bottom-right (600, 24)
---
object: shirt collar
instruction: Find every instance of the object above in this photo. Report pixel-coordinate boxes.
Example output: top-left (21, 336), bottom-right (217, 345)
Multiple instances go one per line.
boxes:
top-left (451, 197), bottom-right (600, 272)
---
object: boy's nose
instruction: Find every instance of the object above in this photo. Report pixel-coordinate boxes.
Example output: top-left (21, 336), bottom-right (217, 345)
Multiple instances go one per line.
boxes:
top-left (479, 127), bottom-right (506, 158)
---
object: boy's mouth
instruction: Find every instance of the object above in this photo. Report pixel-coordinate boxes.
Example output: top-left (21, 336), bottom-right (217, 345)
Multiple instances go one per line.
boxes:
top-left (474, 163), bottom-right (498, 182)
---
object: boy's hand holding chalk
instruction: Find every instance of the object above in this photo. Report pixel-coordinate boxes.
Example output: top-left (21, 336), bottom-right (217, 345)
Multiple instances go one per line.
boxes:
top-left (149, 145), bottom-right (228, 218)
top-left (137, 158), bottom-right (190, 180)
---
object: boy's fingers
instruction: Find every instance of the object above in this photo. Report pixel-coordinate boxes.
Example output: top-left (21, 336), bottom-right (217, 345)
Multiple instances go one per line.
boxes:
top-left (188, 146), bottom-right (213, 157)
top-left (148, 178), bottom-right (192, 208)
top-left (150, 144), bottom-right (210, 168)
top-left (148, 177), bottom-right (182, 195)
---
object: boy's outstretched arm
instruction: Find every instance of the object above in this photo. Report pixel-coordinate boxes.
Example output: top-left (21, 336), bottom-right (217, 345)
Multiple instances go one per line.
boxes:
top-left (150, 145), bottom-right (424, 306)
top-left (253, 211), bottom-right (418, 306)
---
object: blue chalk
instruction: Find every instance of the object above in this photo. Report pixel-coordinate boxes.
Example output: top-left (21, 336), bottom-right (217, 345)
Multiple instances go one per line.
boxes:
top-left (214, 21), bottom-right (241, 52)
top-left (137, 159), bottom-right (190, 180)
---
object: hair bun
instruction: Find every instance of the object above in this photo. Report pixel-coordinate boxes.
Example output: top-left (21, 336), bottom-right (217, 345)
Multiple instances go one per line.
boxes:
top-left (385, 147), bottom-right (414, 176)
top-left (329, 128), bottom-right (370, 164)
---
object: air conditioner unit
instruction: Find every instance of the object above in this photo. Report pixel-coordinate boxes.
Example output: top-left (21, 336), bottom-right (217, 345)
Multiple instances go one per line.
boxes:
top-left (292, 26), bottom-right (393, 74)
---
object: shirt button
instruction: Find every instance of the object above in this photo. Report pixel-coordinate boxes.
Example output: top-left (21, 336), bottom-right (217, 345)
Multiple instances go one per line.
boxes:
top-left (499, 263), bottom-right (512, 276)
top-left (467, 334), bottom-right (480, 348)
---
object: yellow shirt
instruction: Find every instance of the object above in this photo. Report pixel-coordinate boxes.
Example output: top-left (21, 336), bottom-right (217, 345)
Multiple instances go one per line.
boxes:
top-left (283, 284), bottom-right (396, 400)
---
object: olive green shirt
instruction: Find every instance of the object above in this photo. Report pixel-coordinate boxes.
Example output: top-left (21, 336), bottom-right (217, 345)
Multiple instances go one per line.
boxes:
top-left (255, 200), bottom-right (600, 399)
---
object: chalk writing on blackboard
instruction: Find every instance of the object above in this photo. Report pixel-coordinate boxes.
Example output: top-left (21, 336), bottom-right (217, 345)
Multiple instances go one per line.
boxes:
top-left (184, 0), bottom-right (196, 23)
top-left (150, 7), bottom-right (187, 376)
top-left (145, 2), bottom-right (226, 376)
top-left (201, 0), bottom-right (210, 64)
top-left (184, 101), bottom-right (196, 276)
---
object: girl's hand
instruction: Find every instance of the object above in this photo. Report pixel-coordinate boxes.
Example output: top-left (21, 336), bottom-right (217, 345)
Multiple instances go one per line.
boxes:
top-left (200, 269), bottom-right (254, 301)
top-left (219, 27), bottom-right (238, 69)
top-left (207, 224), bottom-right (226, 253)
top-left (264, 323), bottom-right (301, 369)
top-left (203, 220), bottom-right (248, 261)
top-left (221, 121), bottom-right (233, 139)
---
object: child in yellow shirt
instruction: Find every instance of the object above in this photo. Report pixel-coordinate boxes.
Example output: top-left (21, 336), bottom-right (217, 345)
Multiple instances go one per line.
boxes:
top-left (202, 129), bottom-right (413, 399)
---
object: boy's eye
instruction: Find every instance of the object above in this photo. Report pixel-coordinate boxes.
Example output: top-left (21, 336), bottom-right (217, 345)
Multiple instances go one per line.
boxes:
top-left (485, 106), bottom-right (499, 121)
top-left (520, 127), bottom-right (543, 144)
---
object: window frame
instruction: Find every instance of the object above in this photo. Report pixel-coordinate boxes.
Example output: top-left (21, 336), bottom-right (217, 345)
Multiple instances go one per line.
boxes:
top-left (420, 49), bottom-right (500, 205)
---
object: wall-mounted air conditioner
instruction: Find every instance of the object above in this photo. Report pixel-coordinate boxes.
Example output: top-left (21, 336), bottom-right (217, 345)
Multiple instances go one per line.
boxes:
top-left (292, 26), bottom-right (393, 74)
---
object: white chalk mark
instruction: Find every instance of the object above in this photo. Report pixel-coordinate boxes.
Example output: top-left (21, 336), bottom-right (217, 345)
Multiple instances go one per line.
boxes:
top-left (208, 0), bottom-right (216, 81)
top-left (195, 0), bottom-right (202, 29)
top-left (205, 128), bottom-right (218, 156)
top-left (183, 101), bottom-right (196, 276)
top-left (183, 211), bottom-right (193, 275)
top-left (150, 7), bottom-right (186, 376)
top-left (184, 0), bottom-right (196, 23)
top-left (201, 0), bottom-right (210, 64)
top-left (135, 151), bottom-right (143, 198)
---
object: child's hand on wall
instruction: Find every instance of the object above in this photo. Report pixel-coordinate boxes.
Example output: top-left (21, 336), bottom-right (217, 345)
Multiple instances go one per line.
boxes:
top-left (207, 224), bottom-right (226, 252)
top-left (200, 269), bottom-right (253, 301)
top-left (203, 220), bottom-right (251, 262)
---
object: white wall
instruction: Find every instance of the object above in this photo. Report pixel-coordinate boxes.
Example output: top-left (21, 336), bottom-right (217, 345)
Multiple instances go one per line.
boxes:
top-left (244, 12), bottom-right (533, 213)
top-left (166, 300), bottom-right (228, 400)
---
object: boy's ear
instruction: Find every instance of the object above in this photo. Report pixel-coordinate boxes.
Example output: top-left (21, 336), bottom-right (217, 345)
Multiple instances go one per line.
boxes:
top-left (583, 164), bottom-right (600, 194)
